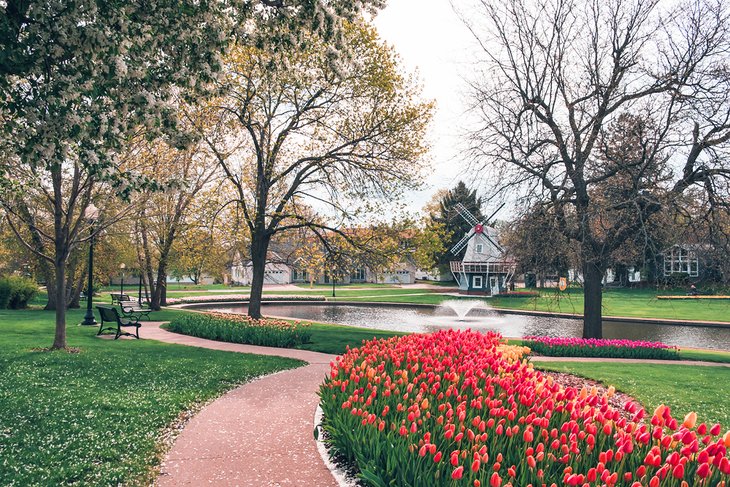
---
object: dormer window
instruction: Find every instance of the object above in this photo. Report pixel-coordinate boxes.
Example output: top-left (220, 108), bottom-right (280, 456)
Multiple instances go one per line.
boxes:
top-left (475, 243), bottom-right (484, 254)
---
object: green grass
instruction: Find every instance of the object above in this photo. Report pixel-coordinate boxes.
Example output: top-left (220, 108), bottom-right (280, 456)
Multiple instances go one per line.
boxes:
top-left (490, 287), bottom-right (730, 323)
top-left (294, 283), bottom-right (402, 289)
top-left (337, 294), bottom-right (450, 304)
top-left (0, 308), bottom-right (303, 486)
top-left (533, 362), bottom-right (730, 426)
top-left (296, 323), bottom-right (404, 354)
top-left (678, 348), bottom-right (730, 363)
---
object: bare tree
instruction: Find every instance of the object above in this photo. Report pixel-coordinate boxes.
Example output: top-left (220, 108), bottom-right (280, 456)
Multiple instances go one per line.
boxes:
top-left (133, 133), bottom-right (220, 310)
top-left (463, 0), bottom-right (730, 337)
top-left (198, 22), bottom-right (432, 319)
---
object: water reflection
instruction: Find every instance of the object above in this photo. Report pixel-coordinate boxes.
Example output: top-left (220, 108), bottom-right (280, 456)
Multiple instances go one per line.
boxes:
top-left (200, 303), bottom-right (730, 351)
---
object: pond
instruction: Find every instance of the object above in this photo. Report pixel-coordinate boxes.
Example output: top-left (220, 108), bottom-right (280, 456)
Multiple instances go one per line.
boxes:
top-left (196, 301), bottom-right (730, 351)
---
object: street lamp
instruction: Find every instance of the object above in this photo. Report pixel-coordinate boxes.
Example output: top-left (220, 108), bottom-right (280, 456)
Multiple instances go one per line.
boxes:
top-left (81, 203), bottom-right (100, 326)
top-left (137, 270), bottom-right (144, 306)
top-left (119, 263), bottom-right (126, 296)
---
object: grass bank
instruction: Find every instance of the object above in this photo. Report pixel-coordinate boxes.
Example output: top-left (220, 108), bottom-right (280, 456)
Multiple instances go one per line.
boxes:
top-left (534, 361), bottom-right (730, 426)
top-left (490, 287), bottom-right (730, 323)
top-left (0, 308), bottom-right (303, 486)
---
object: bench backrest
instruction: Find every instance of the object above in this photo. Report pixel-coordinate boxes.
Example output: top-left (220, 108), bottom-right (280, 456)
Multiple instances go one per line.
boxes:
top-left (97, 306), bottom-right (120, 323)
top-left (111, 293), bottom-right (131, 301)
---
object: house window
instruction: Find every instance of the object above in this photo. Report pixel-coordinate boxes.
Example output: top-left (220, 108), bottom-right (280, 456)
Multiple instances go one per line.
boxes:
top-left (473, 276), bottom-right (483, 288)
top-left (475, 243), bottom-right (484, 254)
top-left (350, 268), bottom-right (366, 281)
top-left (664, 246), bottom-right (699, 277)
top-left (292, 269), bottom-right (308, 282)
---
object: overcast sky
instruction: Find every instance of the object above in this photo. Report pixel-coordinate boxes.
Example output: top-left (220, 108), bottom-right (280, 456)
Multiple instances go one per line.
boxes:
top-left (373, 0), bottom-right (483, 215)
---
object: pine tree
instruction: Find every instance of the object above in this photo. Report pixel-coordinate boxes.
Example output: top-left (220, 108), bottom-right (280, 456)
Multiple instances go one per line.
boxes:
top-left (430, 181), bottom-right (484, 275)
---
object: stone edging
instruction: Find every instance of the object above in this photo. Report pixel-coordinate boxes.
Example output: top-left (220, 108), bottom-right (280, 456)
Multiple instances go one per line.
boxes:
top-left (314, 405), bottom-right (357, 487)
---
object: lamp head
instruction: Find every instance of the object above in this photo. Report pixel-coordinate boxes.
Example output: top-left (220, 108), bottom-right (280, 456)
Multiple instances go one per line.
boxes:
top-left (84, 203), bottom-right (100, 221)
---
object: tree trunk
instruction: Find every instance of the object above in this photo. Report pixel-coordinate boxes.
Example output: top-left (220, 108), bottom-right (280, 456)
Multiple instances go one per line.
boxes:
top-left (248, 232), bottom-right (270, 319)
top-left (66, 251), bottom-right (85, 308)
top-left (52, 257), bottom-right (67, 349)
top-left (44, 270), bottom-right (58, 311)
top-left (150, 266), bottom-right (168, 311)
top-left (582, 261), bottom-right (604, 339)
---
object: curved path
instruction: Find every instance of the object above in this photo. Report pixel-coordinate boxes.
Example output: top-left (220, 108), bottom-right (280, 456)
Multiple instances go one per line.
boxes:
top-left (144, 323), bottom-right (338, 486)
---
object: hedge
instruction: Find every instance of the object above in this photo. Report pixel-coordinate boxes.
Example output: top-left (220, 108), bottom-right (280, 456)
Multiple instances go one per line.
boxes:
top-left (0, 276), bottom-right (38, 309)
top-left (165, 312), bottom-right (311, 348)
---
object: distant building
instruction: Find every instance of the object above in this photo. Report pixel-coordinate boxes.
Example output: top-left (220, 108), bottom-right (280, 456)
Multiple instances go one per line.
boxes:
top-left (229, 252), bottom-right (292, 285)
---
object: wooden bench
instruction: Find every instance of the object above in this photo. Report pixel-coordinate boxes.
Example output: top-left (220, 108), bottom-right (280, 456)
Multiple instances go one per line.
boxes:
top-left (110, 293), bottom-right (132, 305)
top-left (96, 306), bottom-right (141, 339)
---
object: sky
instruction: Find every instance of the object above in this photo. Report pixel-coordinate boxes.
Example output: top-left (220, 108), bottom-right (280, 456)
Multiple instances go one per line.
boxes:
top-left (372, 0), bottom-right (484, 215)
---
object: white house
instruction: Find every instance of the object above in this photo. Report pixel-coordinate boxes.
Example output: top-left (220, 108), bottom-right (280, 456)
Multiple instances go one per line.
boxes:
top-left (229, 252), bottom-right (292, 285)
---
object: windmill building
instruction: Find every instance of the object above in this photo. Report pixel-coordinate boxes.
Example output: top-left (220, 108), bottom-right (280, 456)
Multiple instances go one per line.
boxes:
top-left (449, 203), bottom-right (515, 295)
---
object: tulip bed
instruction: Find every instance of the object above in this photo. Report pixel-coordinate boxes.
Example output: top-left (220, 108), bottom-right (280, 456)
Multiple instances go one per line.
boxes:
top-left (319, 330), bottom-right (730, 486)
top-left (524, 336), bottom-right (680, 360)
top-left (165, 312), bottom-right (312, 348)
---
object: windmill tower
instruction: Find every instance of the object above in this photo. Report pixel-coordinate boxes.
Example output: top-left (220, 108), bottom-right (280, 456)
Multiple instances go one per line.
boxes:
top-left (449, 203), bottom-right (515, 295)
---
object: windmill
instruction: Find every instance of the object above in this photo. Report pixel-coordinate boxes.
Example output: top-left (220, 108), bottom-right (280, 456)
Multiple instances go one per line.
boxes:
top-left (449, 203), bottom-right (515, 294)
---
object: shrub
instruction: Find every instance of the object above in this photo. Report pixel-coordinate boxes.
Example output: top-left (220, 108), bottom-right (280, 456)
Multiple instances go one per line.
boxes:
top-left (165, 312), bottom-right (311, 348)
top-left (319, 330), bottom-right (729, 486)
top-left (524, 336), bottom-right (680, 360)
top-left (495, 291), bottom-right (540, 298)
top-left (165, 294), bottom-right (326, 305)
top-left (0, 276), bottom-right (38, 309)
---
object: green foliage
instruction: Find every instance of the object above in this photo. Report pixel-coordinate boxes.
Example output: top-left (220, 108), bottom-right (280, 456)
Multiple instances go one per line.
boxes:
top-left (0, 276), bottom-right (38, 309)
top-left (0, 308), bottom-right (303, 485)
top-left (524, 340), bottom-right (680, 360)
top-left (166, 313), bottom-right (312, 348)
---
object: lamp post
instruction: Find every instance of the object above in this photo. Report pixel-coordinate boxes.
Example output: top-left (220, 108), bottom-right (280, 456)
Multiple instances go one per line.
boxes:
top-left (81, 203), bottom-right (100, 326)
top-left (120, 263), bottom-right (126, 296)
top-left (137, 271), bottom-right (144, 306)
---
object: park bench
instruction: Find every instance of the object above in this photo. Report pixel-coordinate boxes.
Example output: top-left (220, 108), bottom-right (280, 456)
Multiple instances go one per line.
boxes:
top-left (110, 293), bottom-right (132, 305)
top-left (96, 305), bottom-right (141, 339)
top-left (120, 302), bottom-right (153, 321)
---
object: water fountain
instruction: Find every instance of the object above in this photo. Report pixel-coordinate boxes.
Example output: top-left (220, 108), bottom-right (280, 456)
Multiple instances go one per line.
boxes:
top-left (439, 299), bottom-right (485, 321)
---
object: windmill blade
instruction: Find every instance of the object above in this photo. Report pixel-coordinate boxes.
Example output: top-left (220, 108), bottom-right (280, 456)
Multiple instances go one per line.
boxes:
top-left (454, 203), bottom-right (480, 227)
top-left (482, 202), bottom-right (506, 226)
top-left (450, 230), bottom-right (474, 255)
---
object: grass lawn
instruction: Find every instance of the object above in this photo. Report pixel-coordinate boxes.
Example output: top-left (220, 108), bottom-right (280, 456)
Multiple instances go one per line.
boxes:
top-left (0, 308), bottom-right (303, 486)
top-left (296, 323), bottom-right (405, 355)
top-left (534, 361), bottom-right (730, 427)
top-left (490, 287), bottom-right (730, 322)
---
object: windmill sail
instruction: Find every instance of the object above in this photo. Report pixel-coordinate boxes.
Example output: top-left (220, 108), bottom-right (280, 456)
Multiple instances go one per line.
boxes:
top-left (454, 203), bottom-right (480, 227)
top-left (450, 230), bottom-right (474, 255)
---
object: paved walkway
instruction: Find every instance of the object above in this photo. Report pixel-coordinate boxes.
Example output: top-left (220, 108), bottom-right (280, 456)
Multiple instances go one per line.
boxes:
top-left (144, 323), bottom-right (338, 486)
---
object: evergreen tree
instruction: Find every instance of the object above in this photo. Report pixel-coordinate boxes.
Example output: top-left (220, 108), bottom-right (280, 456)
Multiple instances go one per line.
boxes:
top-left (430, 181), bottom-right (484, 275)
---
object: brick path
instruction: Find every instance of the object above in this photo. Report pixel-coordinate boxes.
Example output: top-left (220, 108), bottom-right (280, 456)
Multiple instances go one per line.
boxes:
top-left (143, 323), bottom-right (338, 486)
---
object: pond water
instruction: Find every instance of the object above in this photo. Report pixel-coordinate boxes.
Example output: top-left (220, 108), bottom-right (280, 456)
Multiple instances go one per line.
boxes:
top-left (198, 301), bottom-right (730, 351)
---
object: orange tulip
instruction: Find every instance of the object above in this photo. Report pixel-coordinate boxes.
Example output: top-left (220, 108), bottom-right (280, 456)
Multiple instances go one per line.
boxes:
top-left (683, 412), bottom-right (697, 429)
